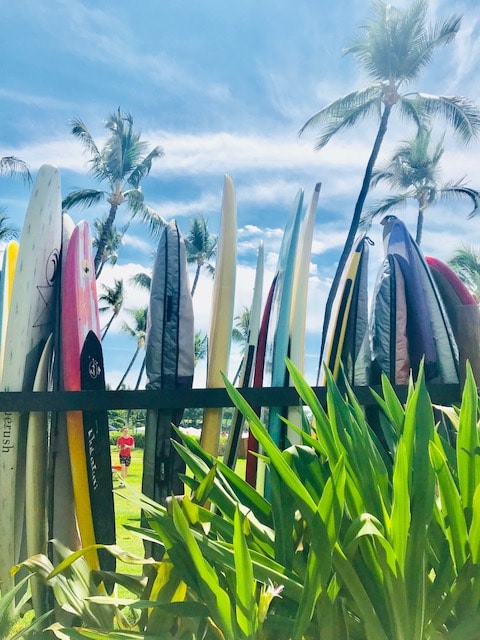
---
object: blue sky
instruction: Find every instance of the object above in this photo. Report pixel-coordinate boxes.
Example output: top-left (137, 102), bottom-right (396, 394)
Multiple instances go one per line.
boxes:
top-left (2, 0), bottom-right (480, 388)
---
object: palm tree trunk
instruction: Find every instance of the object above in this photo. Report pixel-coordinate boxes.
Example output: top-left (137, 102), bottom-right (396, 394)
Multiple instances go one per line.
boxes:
top-left (101, 313), bottom-right (116, 341)
top-left (135, 355), bottom-right (146, 390)
top-left (116, 345), bottom-right (140, 390)
top-left (94, 203), bottom-right (118, 276)
top-left (415, 208), bottom-right (424, 245)
top-left (318, 103), bottom-right (393, 382)
top-left (190, 264), bottom-right (201, 296)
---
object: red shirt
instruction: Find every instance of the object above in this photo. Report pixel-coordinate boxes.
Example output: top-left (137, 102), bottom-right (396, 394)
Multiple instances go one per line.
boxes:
top-left (117, 434), bottom-right (134, 457)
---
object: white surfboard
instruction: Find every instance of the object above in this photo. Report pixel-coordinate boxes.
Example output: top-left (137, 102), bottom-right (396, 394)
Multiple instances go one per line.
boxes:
top-left (200, 175), bottom-right (237, 457)
top-left (0, 164), bottom-right (61, 594)
top-left (26, 333), bottom-right (53, 616)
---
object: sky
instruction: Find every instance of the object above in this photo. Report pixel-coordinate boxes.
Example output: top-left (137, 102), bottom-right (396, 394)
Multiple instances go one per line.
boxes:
top-left (1, 0), bottom-right (480, 389)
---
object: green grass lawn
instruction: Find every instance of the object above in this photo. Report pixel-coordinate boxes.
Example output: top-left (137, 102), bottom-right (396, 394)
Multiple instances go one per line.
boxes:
top-left (111, 447), bottom-right (145, 566)
top-left (111, 446), bottom-right (247, 570)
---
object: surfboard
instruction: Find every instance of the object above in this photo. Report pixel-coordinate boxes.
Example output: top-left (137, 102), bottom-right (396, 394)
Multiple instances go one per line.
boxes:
top-left (426, 255), bottom-right (479, 382)
top-left (223, 241), bottom-right (264, 469)
top-left (143, 219), bottom-right (194, 519)
top-left (62, 220), bottom-right (115, 576)
top-left (263, 189), bottom-right (305, 449)
top-left (370, 254), bottom-right (410, 384)
top-left (340, 236), bottom-right (371, 387)
top-left (0, 164), bottom-right (61, 594)
top-left (25, 333), bottom-right (53, 616)
top-left (245, 274), bottom-right (277, 487)
top-left (388, 218), bottom-right (458, 383)
top-left (200, 175), bottom-right (237, 457)
top-left (287, 184), bottom-right (320, 442)
top-left (50, 213), bottom-right (81, 555)
top-left (386, 219), bottom-right (440, 382)
top-left (318, 234), bottom-right (367, 385)
top-left (0, 240), bottom-right (19, 379)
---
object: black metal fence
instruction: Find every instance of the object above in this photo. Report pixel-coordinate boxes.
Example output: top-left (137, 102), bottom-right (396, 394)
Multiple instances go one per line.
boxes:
top-left (0, 383), bottom-right (463, 413)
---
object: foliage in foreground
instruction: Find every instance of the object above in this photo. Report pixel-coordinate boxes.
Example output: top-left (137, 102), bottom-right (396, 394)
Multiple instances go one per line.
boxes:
top-left (4, 361), bottom-right (480, 639)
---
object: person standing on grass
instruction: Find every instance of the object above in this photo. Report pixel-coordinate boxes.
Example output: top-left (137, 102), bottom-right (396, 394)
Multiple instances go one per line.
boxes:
top-left (116, 426), bottom-right (135, 487)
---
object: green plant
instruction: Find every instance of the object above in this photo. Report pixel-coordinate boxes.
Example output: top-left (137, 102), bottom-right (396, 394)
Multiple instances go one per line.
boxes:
top-left (8, 361), bottom-right (480, 638)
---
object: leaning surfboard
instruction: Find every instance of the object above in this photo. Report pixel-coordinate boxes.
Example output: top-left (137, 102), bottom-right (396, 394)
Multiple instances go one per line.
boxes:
top-left (287, 183), bottom-right (320, 442)
top-left (200, 175), bottom-right (237, 457)
top-left (26, 333), bottom-right (53, 616)
top-left (245, 274), bottom-right (277, 487)
top-left (318, 234), bottom-right (367, 385)
top-left (0, 164), bottom-right (61, 594)
top-left (263, 189), bottom-right (305, 449)
top-left (223, 241), bottom-right (264, 469)
top-left (426, 255), bottom-right (479, 382)
top-left (370, 254), bottom-right (410, 384)
top-left (0, 240), bottom-right (19, 379)
top-left (62, 220), bottom-right (115, 576)
top-left (387, 217), bottom-right (458, 383)
top-left (51, 213), bottom-right (81, 555)
top-left (143, 220), bottom-right (194, 502)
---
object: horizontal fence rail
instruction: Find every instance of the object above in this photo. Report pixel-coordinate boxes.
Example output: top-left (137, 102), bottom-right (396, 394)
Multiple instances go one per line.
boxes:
top-left (0, 384), bottom-right (463, 412)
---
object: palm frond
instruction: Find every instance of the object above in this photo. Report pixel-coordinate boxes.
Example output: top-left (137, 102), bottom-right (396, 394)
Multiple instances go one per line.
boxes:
top-left (70, 117), bottom-right (101, 158)
top-left (137, 204), bottom-right (167, 239)
top-left (0, 156), bottom-right (32, 184)
top-left (299, 85), bottom-right (383, 139)
top-left (0, 212), bottom-right (19, 241)
top-left (62, 189), bottom-right (106, 211)
top-left (127, 146), bottom-right (164, 188)
top-left (363, 193), bottom-right (411, 224)
top-left (439, 184), bottom-right (480, 218)
top-left (130, 272), bottom-right (152, 290)
top-left (417, 94), bottom-right (480, 144)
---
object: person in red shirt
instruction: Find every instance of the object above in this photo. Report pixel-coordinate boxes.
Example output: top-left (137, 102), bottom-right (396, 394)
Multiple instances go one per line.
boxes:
top-left (116, 426), bottom-right (135, 487)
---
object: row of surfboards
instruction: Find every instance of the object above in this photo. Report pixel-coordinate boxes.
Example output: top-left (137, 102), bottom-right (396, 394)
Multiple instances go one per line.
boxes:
top-left (0, 165), bottom-right (478, 604)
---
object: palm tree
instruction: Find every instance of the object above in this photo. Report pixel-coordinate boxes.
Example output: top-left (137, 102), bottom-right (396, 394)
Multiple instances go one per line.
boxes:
top-left (0, 211), bottom-right (19, 241)
top-left (99, 278), bottom-right (124, 340)
top-left (448, 245), bottom-right (480, 301)
top-left (299, 0), bottom-right (480, 367)
top-left (92, 216), bottom-right (122, 278)
top-left (62, 108), bottom-right (165, 272)
top-left (0, 156), bottom-right (32, 185)
top-left (194, 330), bottom-right (207, 367)
top-left (116, 306), bottom-right (148, 390)
top-left (185, 215), bottom-right (217, 296)
top-left (365, 128), bottom-right (480, 244)
top-left (232, 306), bottom-right (251, 384)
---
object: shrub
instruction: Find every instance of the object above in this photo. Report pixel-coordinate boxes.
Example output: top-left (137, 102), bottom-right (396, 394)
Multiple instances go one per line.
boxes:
top-left (8, 361), bottom-right (480, 639)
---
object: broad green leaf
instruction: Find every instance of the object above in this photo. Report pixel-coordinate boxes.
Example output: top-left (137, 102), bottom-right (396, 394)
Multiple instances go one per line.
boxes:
top-left (429, 441), bottom-right (468, 571)
top-left (333, 545), bottom-right (390, 640)
top-left (223, 374), bottom-right (319, 518)
top-left (390, 439), bottom-right (410, 573)
top-left (457, 363), bottom-right (480, 519)
top-left (469, 484), bottom-right (480, 564)
top-left (233, 506), bottom-right (257, 637)
top-left (404, 365), bottom-right (435, 640)
top-left (170, 498), bottom-right (235, 640)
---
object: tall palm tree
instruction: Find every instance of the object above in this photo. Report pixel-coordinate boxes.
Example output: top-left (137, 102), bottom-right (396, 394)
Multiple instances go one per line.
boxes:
top-left (116, 306), bottom-right (148, 390)
top-left (0, 156), bottom-right (32, 185)
top-left (448, 245), bottom-right (480, 301)
top-left (62, 108), bottom-right (164, 272)
top-left (299, 0), bottom-right (480, 366)
top-left (99, 278), bottom-right (124, 340)
top-left (365, 128), bottom-right (480, 244)
top-left (92, 216), bottom-right (122, 278)
top-left (185, 215), bottom-right (217, 296)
